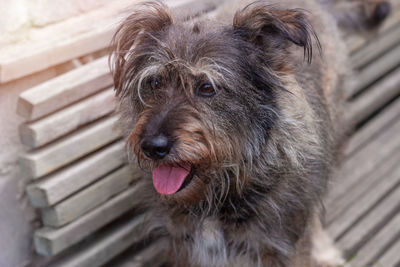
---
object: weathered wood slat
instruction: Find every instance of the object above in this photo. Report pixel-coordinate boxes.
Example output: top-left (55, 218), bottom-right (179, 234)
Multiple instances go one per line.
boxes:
top-left (348, 211), bottom-right (400, 267)
top-left (326, 116), bottom-right (400, 207)
top-left (345, 66), bottom-right (400, 126)
top-left (345, 2), bottom-right (400, 53)
top-left (20, 88), bottom-right (116, 148)
top-left (0, 0), bottom-right (217, 83)
top-left (331, 170), bottom-right (400, 248)
top-left (34, 182), bottom-right (145, 256)
top-left (50, 213), bottom-right (148, 267)
top-left (113, 239), bottom-right (167, 267)
top-left (345, 97), bottom-right (400, 156)
top-left (328, 165), bottom-right (400, 241)
top-left (346, 44), bottom-right (400, 98)
top-left (0, 0), bottom-right (137, 83)
top-left (327, 148), bottom-right (400, 225)
top-left (41, 166), bottom-right (139, 227)
top-left (26, 141), bottom-right (126, 207)
top-left (17, 56), bottom-right (112, 120)
top-left (19, 115), bottom-right (120, 179)
top-left (351, 22), bottom-right (400, 69)
top-left (378, 238), bottom-right (400, 267)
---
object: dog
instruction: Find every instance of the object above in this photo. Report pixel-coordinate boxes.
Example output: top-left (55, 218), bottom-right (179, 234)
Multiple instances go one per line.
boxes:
top-left (110, 0), bottom-right (391, 266)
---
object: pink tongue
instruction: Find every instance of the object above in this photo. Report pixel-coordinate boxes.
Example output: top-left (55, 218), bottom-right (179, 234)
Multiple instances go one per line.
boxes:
top-left (152, 164), bottom-right (191, 195)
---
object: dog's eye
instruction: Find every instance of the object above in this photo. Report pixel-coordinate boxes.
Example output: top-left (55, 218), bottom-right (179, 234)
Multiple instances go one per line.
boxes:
top-left (149, 78), bottom-right (161, 91)
top-left (196, 83), bottom-right (216, 97)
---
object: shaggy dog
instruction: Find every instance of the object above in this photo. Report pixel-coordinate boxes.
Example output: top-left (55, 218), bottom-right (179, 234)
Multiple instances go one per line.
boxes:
top-left (110, 0), bottom-right (390, 266)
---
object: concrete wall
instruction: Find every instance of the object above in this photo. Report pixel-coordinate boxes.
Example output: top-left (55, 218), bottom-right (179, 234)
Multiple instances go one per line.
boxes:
top-left (0, 0), bottom-right (108, 45)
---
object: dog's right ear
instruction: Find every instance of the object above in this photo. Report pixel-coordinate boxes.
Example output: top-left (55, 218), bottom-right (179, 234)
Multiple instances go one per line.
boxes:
top-left (110, 1), bottom-right (173, 96)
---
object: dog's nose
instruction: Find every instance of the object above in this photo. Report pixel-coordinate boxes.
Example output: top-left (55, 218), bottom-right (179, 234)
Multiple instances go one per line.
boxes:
top-left (140, 135), bottom-right (171, 160)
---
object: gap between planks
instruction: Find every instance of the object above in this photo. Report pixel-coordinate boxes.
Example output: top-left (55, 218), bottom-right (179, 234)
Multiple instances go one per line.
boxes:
top-left (34, 181), bottom-right (146, 256)
top-left (19, 115), bottom-right (121, 179)
top-left (20, 88), bottom-right (116, 148)
top-left (26, 141), bottom-right (127, 207)
top-left (40, 165), bottom-right (139, 227)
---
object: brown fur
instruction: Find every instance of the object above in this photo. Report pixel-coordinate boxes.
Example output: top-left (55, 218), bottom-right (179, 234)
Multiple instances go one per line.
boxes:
top-left (109, 0), bottom-right (390, 266)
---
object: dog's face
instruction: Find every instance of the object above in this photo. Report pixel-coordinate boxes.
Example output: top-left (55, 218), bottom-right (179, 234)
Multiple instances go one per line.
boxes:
top-left (111, 1), bottom-right (317, 205)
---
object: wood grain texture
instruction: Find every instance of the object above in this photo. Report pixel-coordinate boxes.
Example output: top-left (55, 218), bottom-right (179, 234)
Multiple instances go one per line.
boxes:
top-left (345, 65), bottom-right (400, 126)
top-left (26, 141), bottom-right (127, 207)
top-left (351, 22), bottom-right (400, 69)
top-left (19, 115), bottom-right (120, 179)
top-left (327, 148), bottom-right (400, 225)
top-left (378, 238), bottom-right (400, 267)
top-left (326, 117), bottom-right (400, 208)
top-left (335, 179), bottom-right (400, 254)
top-left (48, 213), bottom-right (148, 267)
top-left (34, 182), bottom-right (145, 256)
top-left (346, 44), bottom-right (400, 98)
top-left (345, 97), bottom-right (400, 157)
top-left (41, 166), bottom-right (139, 227)
top-left (0, 0), bottom-right (137, 83)
top-left (20, 88), bottom-right (116, 148)
top-left (17, 56), bottom-right (113, 120)
top-left (348, 211), bottom-right (400, 267)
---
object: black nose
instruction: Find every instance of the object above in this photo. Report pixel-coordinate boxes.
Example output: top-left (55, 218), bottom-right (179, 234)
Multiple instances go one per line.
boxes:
top-left (140, 135), bottom-right (171, 160)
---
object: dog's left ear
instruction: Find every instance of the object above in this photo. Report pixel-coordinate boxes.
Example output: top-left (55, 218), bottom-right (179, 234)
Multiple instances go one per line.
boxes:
top-left (110, 1), bottom-right (173, 96)
top-left (233, 4), bottom-right (319, 63)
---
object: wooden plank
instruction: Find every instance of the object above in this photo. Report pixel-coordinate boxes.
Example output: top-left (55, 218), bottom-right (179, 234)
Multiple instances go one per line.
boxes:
top-left (34, 182), bottom-right (145, 256)
top-left (346, 44), bottom-right (400, 98)
top-left (333, 173), bottom-right (400, 251)
top-left (49, 213), bottom-right (148, 267)
top-left (345, 2), bottom-right (400, 53)
top-left (327, 148), bottom-right (400, 225)
top-left (328, 163), bottom-right (400, 240)
top-left (0, 0), bottom-right (216, 83)
top-left (20, 88), bottom-right (116, 148)
top-left (345, 66), bottom-right (400, 126)
top-left (351, 22), bottom-right (400, 69)
top-left (345, 97), bottom-right (400, 157)
top-left (41, 166), bottom-right (139, 227)
top-left (326, 117), bottom-right (400, 208)
top-left (113, 239), bottom-right (167, 267)
top-left (377, 238), bottom-right (400, 267)
top-left (19, 115), bottom-right (120, 179)
top-left (26, 141), bottom-right (126, 207)
top-left (348, 212), bottom-right (400, 267)
top-left (0, 0), bottom-right (136, 83)
top-left (17, 56), bottom-right (113, 120)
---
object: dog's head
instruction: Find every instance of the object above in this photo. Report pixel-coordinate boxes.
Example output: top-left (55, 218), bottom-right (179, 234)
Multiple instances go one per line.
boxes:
top-left (110, 1), bottom-right (319, 205)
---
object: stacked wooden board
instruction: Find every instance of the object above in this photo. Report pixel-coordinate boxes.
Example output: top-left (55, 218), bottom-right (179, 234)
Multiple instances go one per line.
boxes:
top-left (326, 2), bottom-right (400, 266)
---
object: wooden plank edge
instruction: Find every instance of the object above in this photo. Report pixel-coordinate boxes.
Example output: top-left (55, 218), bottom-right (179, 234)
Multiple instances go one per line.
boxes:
top-left (19, 88), bottom-right (116, 148)
top-left (34, 181), bottom-right (146, 256)
top-left (26, 141), bottom-right (127, 207)
top-left (19, 115), bottom-right (120, 179)
top-left (40, 165), bottom-right (139, 227)
top-left (48, 213), bottom-right (149, 267)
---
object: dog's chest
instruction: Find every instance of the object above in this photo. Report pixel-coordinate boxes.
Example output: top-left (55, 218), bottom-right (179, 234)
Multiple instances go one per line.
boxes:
top-left (187, 218), bottom-right (259, 267)
top-left (190, 218), bottom-right (227, 265)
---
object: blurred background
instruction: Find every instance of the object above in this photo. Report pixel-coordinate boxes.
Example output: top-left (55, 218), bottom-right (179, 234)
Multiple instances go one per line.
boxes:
top-left (0, 0), bottom-right (399, 266)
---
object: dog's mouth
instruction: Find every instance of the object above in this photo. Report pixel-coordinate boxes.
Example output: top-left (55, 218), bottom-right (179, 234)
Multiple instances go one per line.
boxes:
top-left (152, 163), bottom-right (195, 195)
